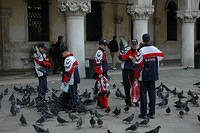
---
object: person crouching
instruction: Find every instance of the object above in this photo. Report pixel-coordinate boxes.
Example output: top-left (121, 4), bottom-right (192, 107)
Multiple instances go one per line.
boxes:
top-left (60, 46), bottom-right (80, 112)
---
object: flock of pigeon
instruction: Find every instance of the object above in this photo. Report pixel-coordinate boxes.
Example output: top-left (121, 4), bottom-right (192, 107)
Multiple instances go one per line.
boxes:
top-left (0, 81), bottom-right (200, 133)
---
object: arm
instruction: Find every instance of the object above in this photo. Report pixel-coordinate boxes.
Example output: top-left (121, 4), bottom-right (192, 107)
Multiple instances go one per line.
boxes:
top-left (33, 53), bottom-right (52, 67)
top-left (94, 50), bottom-right (103, 74)
top-left (118, 48), bottom-right (131, 61)
top-left (63, 59), bottom-right (77, 83)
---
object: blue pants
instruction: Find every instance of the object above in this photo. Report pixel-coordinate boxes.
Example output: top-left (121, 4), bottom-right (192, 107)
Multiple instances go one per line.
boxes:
top-left (140, 81), bottom-right (156, 116)
top-left (69, 84), bottom-right (78, 111)
top-left (38, 76), bottom-right (47, 101)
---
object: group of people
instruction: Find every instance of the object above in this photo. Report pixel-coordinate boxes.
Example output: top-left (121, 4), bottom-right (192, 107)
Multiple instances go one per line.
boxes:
top-left (33, 33), bottom-right (164, 119)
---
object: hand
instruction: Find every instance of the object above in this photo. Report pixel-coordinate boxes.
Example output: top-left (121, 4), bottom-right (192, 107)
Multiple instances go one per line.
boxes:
top-left (60, 72), bottom-right (63, 75)
top-left (46, 58), bottom-right (49, 61)
top-left (99, 74), bottom-right (103, 78)
top-left (64, 81), bottom-right (66, 86)
top-left (129, 56), bottom-right (134, 60)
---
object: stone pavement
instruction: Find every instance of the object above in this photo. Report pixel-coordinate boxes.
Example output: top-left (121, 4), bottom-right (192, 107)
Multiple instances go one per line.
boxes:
top-left (0, 67), bottom-right (200, 133)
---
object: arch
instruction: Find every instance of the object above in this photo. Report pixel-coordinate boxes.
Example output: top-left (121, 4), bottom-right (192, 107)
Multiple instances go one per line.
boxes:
top-left (165, 0), bottom-right (178, 9)
top-left (167, 1), bottom-right (177, 41)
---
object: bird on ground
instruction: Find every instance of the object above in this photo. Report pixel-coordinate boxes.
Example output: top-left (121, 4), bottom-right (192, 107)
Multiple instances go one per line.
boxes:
top-left (113, 84), bottom-right (116, 89)
top-left (0, 93), bottom-right (3, 100)
top-left (193, 82), bottom-right (200, 86)
top-left (179, 110), bottom-right (184, 118)
top-left (145, 125), bottom-right (161, 133)
top-left (95, 110), bottom-right (104, 118)
top-left (124, 106), bottom-right (129, 112)
top-left (89, 109), bottom-right (94, 116)
top-left (112, 107), bottom-right (121, 117)
top-left (97, 118), bottom-right (103, 127)
top-left (105, 106), bottom-right (111, 114)
top-left (69, 112), bottom-right (78, 121)
top-left (171, 88), bottom-right (177, 95)
top-left (32, 124), bottom-right (49, 133)
top-left (76, 117), bottom-right (82, 128)
top-left (139, 116), bottom-right (150, 126)
top-left (10, 103), bottom-right (17, 116)
top-left (156, 98), bottom-right (168, 107)
top-left (9, 93), bottom-right (15, 102)
top-left (90, 117), bottom-right (96, 127)
top-left (20, 114), bottom-right (27, 126)
top-left (125, 122), bottom-right (139, 132)
top-left (166, 106), bottom-right (171, 114)
top-left (115, 88), bottom-right (125, 99)
top-left (4, 88), bottom-right (8, 96)
top-left (0, 99), bottom-right (2, 110)
top-left (107, 129), bottom-right (113, 133)
top-left (197, 115), bottom-right (200, 122)
top-left (184, 106), bottom-right (190, 113)
top-left (57, 115), bottom-right (68, 125)
top-left (122, 113), bottom-right (134, 124)
top-left (36, 116), bottom-right (45, 125)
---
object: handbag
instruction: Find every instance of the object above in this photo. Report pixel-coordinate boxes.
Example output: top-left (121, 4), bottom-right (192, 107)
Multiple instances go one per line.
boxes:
top-left (60, 82), bottom-right (69, 93)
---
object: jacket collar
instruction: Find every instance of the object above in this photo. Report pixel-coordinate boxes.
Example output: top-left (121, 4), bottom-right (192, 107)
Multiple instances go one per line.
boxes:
top-left (65, 53), bottom-right (73, 58)
top-left (99, 47), bottom-right (105, 52)
top-left (142, 43), bottom-right (152, 47)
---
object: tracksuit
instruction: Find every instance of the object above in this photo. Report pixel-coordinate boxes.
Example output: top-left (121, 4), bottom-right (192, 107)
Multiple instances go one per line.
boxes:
top-left (138, 44), bottom-right (164, 116)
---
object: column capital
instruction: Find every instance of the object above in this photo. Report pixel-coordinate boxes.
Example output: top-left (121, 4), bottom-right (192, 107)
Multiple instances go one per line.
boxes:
top-left (177, 10), bottom-right (200, 23)
top-left (114, 16), bottom-right (123, 24)
top-left (0, 8), bottom-right (12, 17)
top-left (58, 0), bottom-right (91, 14)
top-left (127, 5), bottom-right (154, 20)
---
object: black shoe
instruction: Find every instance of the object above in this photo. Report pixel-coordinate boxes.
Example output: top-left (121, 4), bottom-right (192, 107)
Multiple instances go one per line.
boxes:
top-left (126, 102), bottom-right (133, 107)
top-left (147, 114), bottom-right (155, 119)
top-left (138, 114), bottom-right (147, 119)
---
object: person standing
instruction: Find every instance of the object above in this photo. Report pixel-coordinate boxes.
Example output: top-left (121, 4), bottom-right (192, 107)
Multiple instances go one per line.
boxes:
top-left (108, 36), bottom-right (119, 70)
top-left (94, 39), bottom-right (108, 79)
top-left (33, 43), bottom-right (52, 102)
top-left (138, 34), bottom-right (164, 119)
top-left (61, 46), bottom-right (80, 112)
top-left (118, 39), bottom-right (143, 107)
top-left (52, 36), bottom-right (65, 74)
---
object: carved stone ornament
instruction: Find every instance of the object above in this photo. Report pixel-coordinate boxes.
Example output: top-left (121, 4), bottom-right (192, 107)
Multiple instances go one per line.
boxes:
top-left (177, 10), bottom-right (200, 23)
top-left (58, 0), bottom-right (91, 13)
top-left (127, 5), bottom-right (154, 20)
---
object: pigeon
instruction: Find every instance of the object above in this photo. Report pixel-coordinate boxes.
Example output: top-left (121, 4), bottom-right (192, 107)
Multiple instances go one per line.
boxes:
top-left (113, 84), bottom-right (116, 89)
top-left (36, 116), bottom-right (45, 125)
top-left (179, 110), bottom-right (184, 118)
top-left (90, 117), bottom-right (96, 127)
top-left (145, 125), bottom-right (161, 133)
top-left (124, 106), bottom-right (129, 112)
top-left (9, 93), bottom-right (15, 102)
top-left (97, 118), bottom-right (103, 127)
top-left (16, 98), bottom-right (23, 106)
top-left (171, 88), bottom-right (177, 95)
top-left (177, 91), bottom-right (187, 99)
top-left (197, 115), bottom-right (200, 122)
top-left (193, 82), bottom-right (200, 86)
top-left (76, 117), bottom-right (82, 128)
top-left (156, 98), bottom-right (168, 107)
top-left (0, 93), bottom-right (3, 100)
top-left (139, 116), bottom-right (150, 126)
top-left (166, 106), bottom-right (171, 114)
top-left (57, 115), bottom-right (68, 125)
top-left (107, 129), bottom-right (113, 133)
top-left (0, 99), bottom-right (2, 110)
top-left (105, 106), bottom-right (111, 114)
top-left (89, 109), bottom-right (94, 116)
top-left (20, 114), bottom-right (27, 126)
top-left (113, 107), bottom-right (121, 117)
top-left (122, 113), bottom-right (134, 124)
top-left (28, 99), bottom-right (35, 107)
top-left (69, 112), bottom-right (78, 121)
top-left (32, 124), bottom-right (49, 133)
top-left (184, 106), bottom-right (190, 113)
top-left (10, 104), bottom-right (17, 116)
top-left (115, 88), bottom-right (125, 99)
top-left (95, 110), bottom-right (104, 118)
top-left (125, 122), bottom-right (139, 132)
top-left (4, 88), bottom-right (8, 96)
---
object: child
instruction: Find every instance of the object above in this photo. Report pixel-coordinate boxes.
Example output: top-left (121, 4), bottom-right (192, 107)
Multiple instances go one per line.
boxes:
top-left (33, 43), bottom-right (52, 102)
top-left (60, 46), bottom-right (80, 112)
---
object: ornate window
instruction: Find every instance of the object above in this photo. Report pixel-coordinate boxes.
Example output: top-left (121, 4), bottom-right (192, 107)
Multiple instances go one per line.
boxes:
top-left (27, 0), bottom-right (49, 41)
top-left (167, 1), bottom-right (177, 41)
top-left (197, 4), bottom-right (200, 40)
top-left (86, 1), bottom-right (102, 41)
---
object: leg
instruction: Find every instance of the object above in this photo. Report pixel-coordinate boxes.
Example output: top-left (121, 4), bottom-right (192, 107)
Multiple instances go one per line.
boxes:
top-left (38, 76), bottom-right (47, 102)
top-left (113, 52), bottom-right (117, 68)
top-left (147, 81), bottom-right (156, 116)
top-left (140, 81), bottom-right (147, 116)
top-left (110, 52), bottom-right (114, 68)
top-left (122, 70), bottom-right (131, 105)
top-left (69, 84), bottom-right (78, 111)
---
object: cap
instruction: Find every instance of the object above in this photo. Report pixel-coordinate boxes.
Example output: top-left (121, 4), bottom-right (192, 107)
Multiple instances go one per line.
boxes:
top-left (99, 39), bottom-right (108, 46)
top-left (142, 34), bottom-right (150, 42)
top-left (131, 39), bottom-right (138, 45)
top-left (38, 43), bottom-right (48, 51)
top-left (60, 46), bottom-right (68, 53)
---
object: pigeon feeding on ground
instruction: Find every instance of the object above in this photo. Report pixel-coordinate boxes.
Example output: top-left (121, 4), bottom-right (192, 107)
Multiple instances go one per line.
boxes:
top-left (20, 114), bottom-right (27, 126)
top-left (125, 122), bottom-right (139, 132)
top-left (97, 118), bottom-right (103, 127)
top-left (95, 110), bottom-right (104, 118)
top-left (113, 107), bottom-right (121, 117)
top-left (57, 115), bottom-right (68, 125)
top-left (124, 106), bottom-right (129, 112)
top-left (145, 125), bottom-right (161, 133)
top-left (107, 129), bottom-right (113, 133)
top-left (115, 88), bottom-right (125, 99)
top-left (90, 117), bottom-right (96, 128)
top-left (166, 106), bottom-right (171, 114)
top-left (76, 117), bottom-right (82, 128)
top-left (179, 110), bottom-right (184, 118)
top-left (69, 112), bottom-right (78, 121)
top-left (10, 103), bottom-right (17, 116)
top-left (4, 88), bottom-right (8, 96)
top-left (197, 115), bottom-right (200, 122)
top-left (122, 113), bottom-right (134, 124)
top-left (139, 116), bottom-right (150, 126)
top-left (32, 124), bottom-right (49, 133)
top-left (36, 116), bottom-right (45, 125)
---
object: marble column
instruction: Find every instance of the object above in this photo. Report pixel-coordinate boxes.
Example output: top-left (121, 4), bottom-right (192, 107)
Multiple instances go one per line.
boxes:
top-left (114, 16), bottom-right (123, 42)
top-left (0, 9), bottom-right (12, 70)
top-left (127, 4), bottom-right (154, 43)
top-left (177, 10), bottom-right (200, 67)
top-left (58, 0), bottom-right (91, 78)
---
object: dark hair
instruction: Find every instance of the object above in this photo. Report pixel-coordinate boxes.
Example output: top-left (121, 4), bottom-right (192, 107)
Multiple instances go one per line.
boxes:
top-left (58, 36), bottom-right (63, 42)
top-left (113, 36), bottom-right (117, 40)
